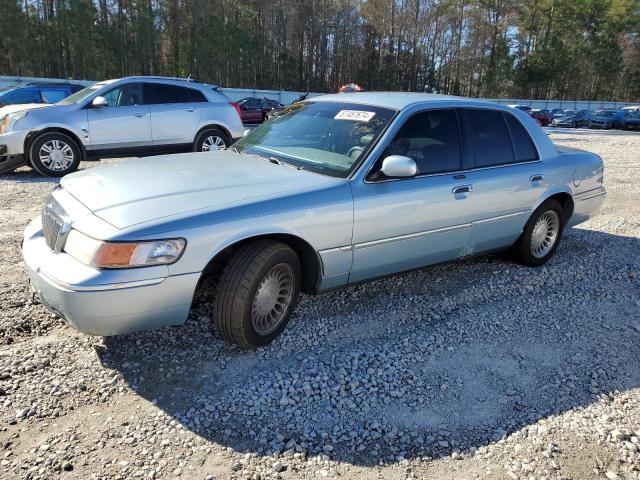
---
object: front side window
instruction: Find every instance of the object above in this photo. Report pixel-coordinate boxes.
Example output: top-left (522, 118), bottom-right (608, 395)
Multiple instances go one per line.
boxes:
top-left (382, 109), bottom-right (461, 175)
top-left (103, 83), bottom-right (144, 107)
top-left (4, 88), bottom-right (40, 104)
top-left (234, 101), bottom-right (396, 178)
top-left (466, 109), bottom-right (514, 167)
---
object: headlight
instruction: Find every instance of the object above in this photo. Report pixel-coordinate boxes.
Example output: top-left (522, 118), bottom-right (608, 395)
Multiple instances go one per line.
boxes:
top-left (0, 116), bottom-right (10, 134)
top-left (0, 111), bottom-right (28, 134)
top-left (63, 229), bottom-right (186, 268)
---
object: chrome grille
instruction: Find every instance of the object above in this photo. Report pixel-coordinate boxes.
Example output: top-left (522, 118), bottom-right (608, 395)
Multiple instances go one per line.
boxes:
top-left (41, 195), bottom-right (68, 252)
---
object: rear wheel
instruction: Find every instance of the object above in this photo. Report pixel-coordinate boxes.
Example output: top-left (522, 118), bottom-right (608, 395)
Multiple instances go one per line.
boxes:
top-left (194, 128), bottom-right (230, 152)
top-left (512, 199), bottom-right (564, 267)
top-left (28, 132), bottom-right (81, 177)
top-left (211, 240), bottom-right (301, 348)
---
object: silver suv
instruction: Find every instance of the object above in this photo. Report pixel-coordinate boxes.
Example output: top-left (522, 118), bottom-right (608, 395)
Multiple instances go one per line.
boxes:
top-left (0, 76), bottom-right (244, 176)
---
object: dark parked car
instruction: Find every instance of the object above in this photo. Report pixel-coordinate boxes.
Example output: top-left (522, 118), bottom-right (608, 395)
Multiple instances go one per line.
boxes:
top-left (588, 109), bottom-right (616, 129)
top-left (236, 97), bottom-right (283, 124)
top-left (529, 109), bottom-right (552, 126)
top-left (623, 112), bottom-right (640, 131)
top-left (507, 104), bottom-right (532, 112)
top-left (0, 83), bottom-right (85, 106)
top-left (551, 109), bottom-right (590, 128)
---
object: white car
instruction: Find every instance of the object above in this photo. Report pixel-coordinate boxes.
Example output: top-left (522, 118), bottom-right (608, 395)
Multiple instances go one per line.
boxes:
top-left (0, 76), bottom-right (244, 176)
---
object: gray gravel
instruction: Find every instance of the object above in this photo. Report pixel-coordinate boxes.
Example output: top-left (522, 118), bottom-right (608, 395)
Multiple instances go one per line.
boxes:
top-left (0, 130), bottom-right (639, 479)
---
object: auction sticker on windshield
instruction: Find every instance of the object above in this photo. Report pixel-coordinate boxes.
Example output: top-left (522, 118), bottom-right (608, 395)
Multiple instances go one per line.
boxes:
top-left (334, 110), bottom-right (376, 122)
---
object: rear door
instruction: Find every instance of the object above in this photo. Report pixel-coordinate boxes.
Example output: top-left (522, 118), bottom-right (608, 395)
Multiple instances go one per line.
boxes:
top-left (145, 83), bottom-right (204, 146)
top-left (87, 82), bottom-right (151, 149)
top-left (461, 109), bottom-right (543, 253)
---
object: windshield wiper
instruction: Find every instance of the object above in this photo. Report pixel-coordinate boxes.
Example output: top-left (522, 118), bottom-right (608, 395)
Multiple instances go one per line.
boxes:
top-left (267, 156), bottom-right (304, 170)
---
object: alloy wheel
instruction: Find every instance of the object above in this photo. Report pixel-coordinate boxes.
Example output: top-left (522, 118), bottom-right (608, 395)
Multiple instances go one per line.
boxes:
top-left (39, 140), bottom-right (74, 171)
top-left (530, 210), bottom-right (560, 258)
top-left (201, 135), bottom-right (226, 151)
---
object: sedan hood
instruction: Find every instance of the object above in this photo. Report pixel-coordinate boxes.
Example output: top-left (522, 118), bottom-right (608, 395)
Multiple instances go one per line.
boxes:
top-left (61, 151), bottom-right (340, 229)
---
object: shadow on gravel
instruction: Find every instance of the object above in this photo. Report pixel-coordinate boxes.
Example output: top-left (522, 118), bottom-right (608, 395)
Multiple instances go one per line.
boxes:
top-left (0, 168), bottom-right (61, 184)
top-left (96, 228), bottom-right (640, 466)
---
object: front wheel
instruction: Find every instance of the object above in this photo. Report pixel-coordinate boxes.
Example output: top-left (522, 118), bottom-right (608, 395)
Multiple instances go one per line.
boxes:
top-left (194, 128), bottom-right (230, 152)
top-left (211, 240), bottom-right (301, 348)
top-left (28, 132), bottom-right (81, 177)
top-left (512, 199), bottom-right (564, 267)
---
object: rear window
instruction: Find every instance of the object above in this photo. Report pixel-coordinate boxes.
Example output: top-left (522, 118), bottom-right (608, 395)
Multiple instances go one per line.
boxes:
top-left (504, 113), bottom-right (538, 162)
top-left (466, 109), bottom-right (513, 167)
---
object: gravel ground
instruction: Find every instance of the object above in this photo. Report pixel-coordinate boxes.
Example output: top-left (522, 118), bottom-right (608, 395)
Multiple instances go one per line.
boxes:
top-left (0, 130), bottom-right (638, 480)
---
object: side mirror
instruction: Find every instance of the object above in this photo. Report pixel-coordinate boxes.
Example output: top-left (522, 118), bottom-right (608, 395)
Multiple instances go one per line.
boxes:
top-left (91, 96), bottom-right (108, 108)
top-left (380, 155), bottom-right (417, 178)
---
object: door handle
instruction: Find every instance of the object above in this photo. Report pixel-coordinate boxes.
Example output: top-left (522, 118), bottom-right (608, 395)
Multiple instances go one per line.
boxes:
top-left (453, 185), bottom-right (474, 195)
top-left (530, 174), bottom-right (544, 183)
top-left (187, 107), bottom-right (195, 112)
top-left (134, 112), bottom-right (145, 118)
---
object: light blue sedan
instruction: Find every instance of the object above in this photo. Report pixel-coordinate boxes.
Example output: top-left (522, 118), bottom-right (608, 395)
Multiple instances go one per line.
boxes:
top-left (23, 93), bottom-right (606, 347)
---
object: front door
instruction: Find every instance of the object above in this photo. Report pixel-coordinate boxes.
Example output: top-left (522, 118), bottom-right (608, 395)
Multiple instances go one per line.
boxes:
top-left (87, 82), bottom-right (151, 150)
top-left (350, 109), bottom-right (473, 283)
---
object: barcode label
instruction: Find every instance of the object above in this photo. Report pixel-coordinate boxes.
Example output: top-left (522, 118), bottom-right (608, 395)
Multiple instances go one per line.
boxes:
top-left (334, 110), bottom-right (376, 122)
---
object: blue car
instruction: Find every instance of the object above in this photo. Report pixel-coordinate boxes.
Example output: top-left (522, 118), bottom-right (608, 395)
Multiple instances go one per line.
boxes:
top-left (0, 83), bottom-right (85, 106)
top-left (23, 93), bottom-right (606, 347)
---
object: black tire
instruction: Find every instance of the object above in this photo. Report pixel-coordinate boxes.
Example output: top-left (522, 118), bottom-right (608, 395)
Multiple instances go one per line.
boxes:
top-left (512, 199), bottom-right (564, 267)
top-left (194, 128), bottom-right (231, 152)
top-left (211, 240), bottom-right (301, 348)
top-left (28, 132), bottom-right (81, 177)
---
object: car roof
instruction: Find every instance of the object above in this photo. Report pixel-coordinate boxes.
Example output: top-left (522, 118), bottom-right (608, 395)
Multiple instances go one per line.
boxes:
top-left (311, 91), bottom-right (510, 110)
top-left (113, 76), bottom-right (218, 89)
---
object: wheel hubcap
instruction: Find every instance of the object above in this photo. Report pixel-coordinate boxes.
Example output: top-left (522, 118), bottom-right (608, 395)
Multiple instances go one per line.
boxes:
top-left (202, 135), bottom-right (226, 151)
top-left (530, 210), bottom-right (560, 258)
top-left (251, 263), bottom-right (294, 335)
top-left (39, 140), bottom-right (74, 171)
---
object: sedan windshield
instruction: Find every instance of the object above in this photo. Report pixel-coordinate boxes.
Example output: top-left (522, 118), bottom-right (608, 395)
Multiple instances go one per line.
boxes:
top-left (234, 101), bottom-right (396, 177)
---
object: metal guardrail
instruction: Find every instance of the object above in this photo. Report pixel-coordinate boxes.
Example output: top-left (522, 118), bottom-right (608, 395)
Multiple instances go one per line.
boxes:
top-left (0, 76), bottom-right (637, 109)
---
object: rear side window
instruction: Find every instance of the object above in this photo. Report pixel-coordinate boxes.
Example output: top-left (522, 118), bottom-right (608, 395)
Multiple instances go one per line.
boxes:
top-left (145, 84), bottom-right (191, 104)
top-left (504, 113), bottom-right (538, 162)
top-left (187, 88), bottom-right (207, 102)
top-left (466, 109), bottom-right (513, 167)
top-left (383, 109), bottom-right (461, 175)
top-left (40, 88), bottom-right (69, 103)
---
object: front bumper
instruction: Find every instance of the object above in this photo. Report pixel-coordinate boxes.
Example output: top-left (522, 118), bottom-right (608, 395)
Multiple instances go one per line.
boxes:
top-left (0, 130), bottom-right (28, 173)
top-left (0, 129), bottom-right (27, 156)
top-left (23, 218), bottom-right (200, 336)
